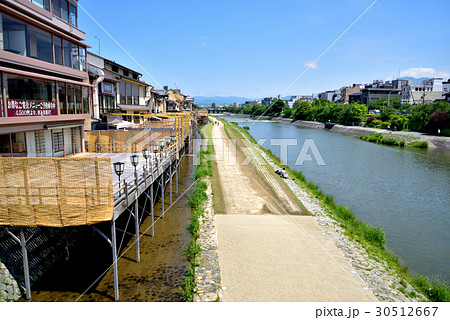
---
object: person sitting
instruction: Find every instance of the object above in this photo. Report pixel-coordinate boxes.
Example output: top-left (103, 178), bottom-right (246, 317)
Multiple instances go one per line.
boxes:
top-left (281, 168), bottom-right (294, 180)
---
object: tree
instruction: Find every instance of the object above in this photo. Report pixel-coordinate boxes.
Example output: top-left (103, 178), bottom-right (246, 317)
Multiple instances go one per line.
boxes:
top-left (267, 99), bottom-right (285, 116)
top-left (211, 102), bottom-right (216, 108)
top-left (292, 100), bottom-right (312, 120)
top-left (428, 109), bottom-right (448, 134)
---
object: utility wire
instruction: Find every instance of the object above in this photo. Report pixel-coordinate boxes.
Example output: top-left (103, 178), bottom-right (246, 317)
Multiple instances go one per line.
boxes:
top-left (252, 0), bottom-right (379, 124)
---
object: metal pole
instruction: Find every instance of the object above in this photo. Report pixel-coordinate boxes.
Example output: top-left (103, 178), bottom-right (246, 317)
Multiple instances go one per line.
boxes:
top-left (134, 195), bottom-right (140, 263)
top-left (111, 221), bottom-right (119, 301)
top-left (150, 183), bottom-right (154, 236)
top-left (176, 160), bottom-right (179, 194)
top-left (20, 227), bottom-right (31, 300)
top-left (169, 162), bottom-right (173, 205)
top-left (161, 174), bottom-right (165, 219)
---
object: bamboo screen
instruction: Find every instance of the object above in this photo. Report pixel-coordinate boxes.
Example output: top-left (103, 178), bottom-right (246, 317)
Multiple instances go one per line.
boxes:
top-left (0, 158), bottom-right (113, 227)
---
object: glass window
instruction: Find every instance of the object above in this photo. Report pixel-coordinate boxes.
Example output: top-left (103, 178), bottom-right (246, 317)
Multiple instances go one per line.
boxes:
top-left (53, 131), bottom-right (64, 153)
top-left (35, 131), bottom-right (46, 156)
top-left (53, 0), bottom-right (61, 18)
top-left (74, 85), bottom-right (82, 114)
top-left (63, 39), bottom-right (71, 67)
top-left (79, 46), bottom-right (86, 71)
top-left (61, 0), bottom-right (69, 22)
top-left (82, 86), bottom-right (89, 114)
top-left (2, 14), bottom-right (28, 56)
top-left (119, 82), bottom-right (126, 104)
top-left (0, 134), bottom-right (12, 156)
top-left (69, 3), bottom-right (77, 27)
top-left (28, 24), bottom-right (53, 63)
top-left (71, 44), bottom-right (79, 69)
top-left (126, 83), bottom-right (132, 104)
top-left (132, 85), bottom-right (139, 105)
top-left (58, 83), bottom-right (67, 114)
top-left (67, 84), bottom-right (75, 114)
top-left (54, 35), bottom-right (63, 65)
top-left (12, 132), bottom-right (27, 156)
top-left (6, 75), bottom-right (55, 101)
top-left (29, 0), bottom-right (50, 11)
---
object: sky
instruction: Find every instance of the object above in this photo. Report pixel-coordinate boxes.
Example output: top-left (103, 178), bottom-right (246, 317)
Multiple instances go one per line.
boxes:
top-left (78, 0), bottom-right (450, 99)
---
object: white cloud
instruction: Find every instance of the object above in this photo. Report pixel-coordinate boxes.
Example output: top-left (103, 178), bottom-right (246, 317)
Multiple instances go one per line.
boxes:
top-left (400, 67), bottom-right (450, 78)
top-left (304, 60), bottom-right (318, 69)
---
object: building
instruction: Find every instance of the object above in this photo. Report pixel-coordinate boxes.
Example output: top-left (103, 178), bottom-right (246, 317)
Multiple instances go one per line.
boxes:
top-left (401, 77), bottom-right (443, 105)
top-left (244, 100), bottom-right (260, 106)
top-left (87, 51), bottom-right (154, 127)
top-left (442, 79), bottom-right (450, 102)
top-left (340, 85), bottom-right (361, 104)
top-left (166, 87), bottom-right (192, 112)
top-left (318, 90), bottom-right (339, 102)
top-left (261, 97), bottom-right (276, 106)
top-left (0, 0), bottom-right (90, 157)
top-left (350, 87), bottom-right (401, 107)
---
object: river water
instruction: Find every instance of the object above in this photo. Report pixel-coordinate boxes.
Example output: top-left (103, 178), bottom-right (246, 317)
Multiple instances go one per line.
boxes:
top-left (220, 115), bottom-right (450, 282)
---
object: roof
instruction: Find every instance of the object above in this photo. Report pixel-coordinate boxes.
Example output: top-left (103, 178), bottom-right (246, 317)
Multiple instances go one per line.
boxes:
top-left (118, 104), bottom-right (151, 111)
top-left (152, 89), bottom-right (169, 97)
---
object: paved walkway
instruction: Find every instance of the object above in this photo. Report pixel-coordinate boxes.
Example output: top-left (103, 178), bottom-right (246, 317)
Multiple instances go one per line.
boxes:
top-left (212, 121), bottom-right (376, 302)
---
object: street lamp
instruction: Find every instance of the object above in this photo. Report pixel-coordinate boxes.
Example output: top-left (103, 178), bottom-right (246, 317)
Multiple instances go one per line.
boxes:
top-left (130, 154), bottom-right (139, 181)
top-left (152, 144), bottom-right (159, 168)
top-left (159, 140), bottom-right (166, 161)
top-left (113, 162), bottom-right (125, 196)
top-left (142, 148), bottom-right (150, 170)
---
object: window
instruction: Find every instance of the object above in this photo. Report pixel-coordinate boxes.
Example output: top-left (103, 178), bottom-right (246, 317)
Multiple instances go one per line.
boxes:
top-left (53, 131), bottom-right (64, 153)
top-left (112, 65), bottom-right (118, 73)
top-left (67, 84), bottom-right (75, 114)
top-left (35, 131), bottom-right (46, 156)
top-left (119, 82), bottom-right (126, 104)
top-left (2, 14), bottom-right (28, 56)
top-left (58, 83), bottom-right (67, 114)
top-left (61, 0), bottom-right (69, 23)
top-left (100, 95), bottom-right (115, 114)
top-left (63, 39), bottom-right (71, 67)
top-left (53, 0), bottom-right (62, 18)
top-left (79, 47), bottom-right (86, 71)
top-left (71, 44), bottom-right (79, 70)
top-left (54, 36), bottom-right (63, 65)
top-left (132, 84), bottom-right (139, 105)
top-left (132, 73), bottom-right (139, 80)
top-left (28, 0), bottom-right (50, 11)
top-left (6, 75), bottom-right (55, 101)
top-left (82, 86), bottom-right (89, 113)
top-left (69, 2), bottom-right (77, 27)
top-left (74, 85), bottom-right (82, 113)
top-left (126, 83), bottom-right (132, 104)
top-left (123, 70), bottom-right (129, 77)
top-left (28, 24), bottom-right (53, 63)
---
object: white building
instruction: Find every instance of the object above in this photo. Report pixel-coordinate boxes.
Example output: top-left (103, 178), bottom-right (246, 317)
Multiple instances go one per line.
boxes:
top-left (401, 77), bottom-right (443, 105)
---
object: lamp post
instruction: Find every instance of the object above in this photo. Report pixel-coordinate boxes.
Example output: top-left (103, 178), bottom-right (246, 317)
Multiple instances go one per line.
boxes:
top-left (152, 144), bottom-right (159, 168)
top-left (113, 162), bottom-right (125, 196)
top-left (159, 140), bottom-right (165, 162)
top-left (142, 148), bottom-right (150, 171)
top-left (130, 154), bottom-right (139, 183)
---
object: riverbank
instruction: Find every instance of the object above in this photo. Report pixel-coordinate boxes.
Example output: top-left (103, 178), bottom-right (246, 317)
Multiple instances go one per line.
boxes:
top-left (201, 117), bottom-right (436, 302)
top-left (222, 113), bottom-right (450, 150)
top-left (219, 117), bottom-right (450, 302)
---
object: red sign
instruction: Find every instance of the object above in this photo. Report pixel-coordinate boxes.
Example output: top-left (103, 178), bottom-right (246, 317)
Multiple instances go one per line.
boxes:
top-left (7, 99), bottom-right (57, 117)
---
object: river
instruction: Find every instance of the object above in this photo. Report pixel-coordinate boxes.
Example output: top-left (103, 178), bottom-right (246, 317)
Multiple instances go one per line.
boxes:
top-left (219, 115), bottom-right (450, 282)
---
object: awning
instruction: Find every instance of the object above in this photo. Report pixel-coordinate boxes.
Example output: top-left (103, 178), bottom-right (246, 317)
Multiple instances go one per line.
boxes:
top-left (118, 104), bottom-right (151, 112)
top-left (108, 119), bottom-right (136, 129)
top-left (44, 122), bottom-right (84, 130)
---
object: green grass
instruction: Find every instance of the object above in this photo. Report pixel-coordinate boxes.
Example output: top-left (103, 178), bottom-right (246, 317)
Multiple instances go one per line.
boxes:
top-left (220, 117), bottom-right (450, 302)
top-left (360, 133), bottom-right (405, 147)
top-left (180, 125), bottom-right (212, 302)
top-left (408, 141), bottom-right (428, 148)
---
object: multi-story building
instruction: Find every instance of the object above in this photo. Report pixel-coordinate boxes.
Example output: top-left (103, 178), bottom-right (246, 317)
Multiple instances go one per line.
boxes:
top-left (261, 97), bottom-right (276, 106)
top-left (318, 90), bottom-right (339, 102)
top-left (87, 51), bottom-right (154, 127)
top-left (0, 0), bottom-right (90, 157)
top-left (442, 79), bottom-right (450, 102)
top-left (340, 85), bottom-right (361, 104)
top-left (350, 87), bottom-right (401, 107)
top-left (401, 77), bottom-right (443, 105)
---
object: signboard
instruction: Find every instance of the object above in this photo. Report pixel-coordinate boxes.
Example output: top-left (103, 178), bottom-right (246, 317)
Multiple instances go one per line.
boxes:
top-left (101, 82), bottom-right (115, 95)
top-left (7, 99), bottom-right (57, 117)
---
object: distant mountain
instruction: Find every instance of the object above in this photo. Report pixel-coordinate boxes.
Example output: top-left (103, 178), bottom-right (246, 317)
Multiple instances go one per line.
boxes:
top-left (193, 96), bottom-right (256, 106)
top-left (400, 77), bottom-right (430, 84)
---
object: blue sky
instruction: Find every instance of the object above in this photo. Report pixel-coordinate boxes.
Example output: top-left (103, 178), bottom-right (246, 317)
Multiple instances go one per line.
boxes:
top-left (78, 0), bottom-right (450, 98)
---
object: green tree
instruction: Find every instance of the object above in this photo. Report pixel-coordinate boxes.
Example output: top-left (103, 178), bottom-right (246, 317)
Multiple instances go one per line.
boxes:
top-left (292, 100), bottom-right (312, 120)
top-left (211, 102), bottom-right (216, 108)
top-left (267, 99), bottom-right (285, 116)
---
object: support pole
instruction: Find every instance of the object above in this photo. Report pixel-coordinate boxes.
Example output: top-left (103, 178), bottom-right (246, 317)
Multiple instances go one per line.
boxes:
top-left (161, 174), bottom-right (165, 219)
top-left (20, 227), bottom-right (31, 300)
top-left (134, 196), bottom-right (140, 263)
top-left (150, 183), bottom-right (154, 236)
top-left (169, 162), bottom-right (173, 205)
top-left (111, 221), bottom-right (119, 301)
top-left (176, 160), bottom-right (179, 194)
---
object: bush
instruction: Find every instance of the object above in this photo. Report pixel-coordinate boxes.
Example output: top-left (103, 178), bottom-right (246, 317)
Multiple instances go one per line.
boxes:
top-left (336, 205), bottom-right (355, 222)
top-left (408, 141), bottom-right (428, 148)
top-left (243, 126), bottom-right (250, 131)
